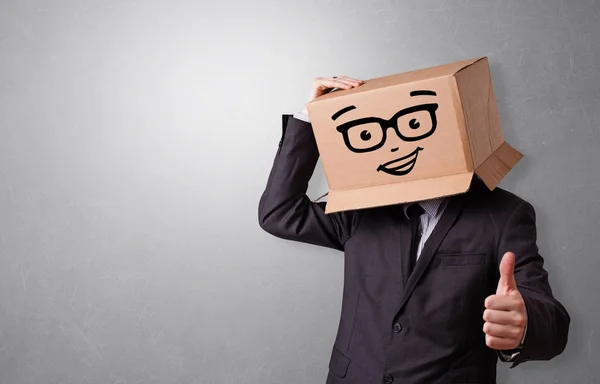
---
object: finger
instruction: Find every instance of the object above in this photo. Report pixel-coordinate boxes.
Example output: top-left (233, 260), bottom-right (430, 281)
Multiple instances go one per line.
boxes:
top-left (483, 322), bottom-right (523, 339)
top-left (482, 309), bottom-right (513, 325)
top-left (336, 76), bottom-right (365, 85)
top-left (497, 252), bottom-right (517, 295)
top-left (329, 77), bottom-right (361, 88)
top-left (485, 334), bottom-right (520, 350)
top-left (484, 294), bottom-right (519, 311)
top-left (328, 77), bottom-right (360, 87)
top-left (483, 309), bottom-right (527, 327)
top-left (315, 78), bottom-right (353, 90)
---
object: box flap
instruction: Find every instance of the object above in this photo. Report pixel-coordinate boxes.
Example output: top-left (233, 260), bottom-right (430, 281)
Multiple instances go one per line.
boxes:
top-left (475, 142), bottom-right (523, 190)
top-left (325, 173), bottom-right (474, 213)
top-left (454, 57), bottom-right (505, 168)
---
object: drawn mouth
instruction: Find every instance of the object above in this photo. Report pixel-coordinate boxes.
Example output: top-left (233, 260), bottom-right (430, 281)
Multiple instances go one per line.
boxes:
top-left (377, 147), bottom-right (423, 176)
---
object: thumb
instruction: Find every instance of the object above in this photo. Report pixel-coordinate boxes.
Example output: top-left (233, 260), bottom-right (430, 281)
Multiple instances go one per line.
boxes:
top-left (497, 252), bottom-right (517, 295)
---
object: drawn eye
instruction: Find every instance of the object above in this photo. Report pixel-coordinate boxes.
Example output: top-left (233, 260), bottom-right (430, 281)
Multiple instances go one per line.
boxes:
top-left (344, 122), bottom-right (384, 151)
top-left (396, 110), bottom-right (434, 140)
top-left (409, 118), bottom-right (420, 129)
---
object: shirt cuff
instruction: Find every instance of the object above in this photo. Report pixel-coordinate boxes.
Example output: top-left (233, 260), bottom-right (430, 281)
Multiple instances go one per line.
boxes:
top-left (499, 349), bottom-right (521, 362)
top-left (293, 112), bottom-right (311, 123)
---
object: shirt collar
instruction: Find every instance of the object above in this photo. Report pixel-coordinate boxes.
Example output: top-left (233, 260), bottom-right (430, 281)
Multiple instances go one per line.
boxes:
top-left (402, 197), bottom-right (448, 219)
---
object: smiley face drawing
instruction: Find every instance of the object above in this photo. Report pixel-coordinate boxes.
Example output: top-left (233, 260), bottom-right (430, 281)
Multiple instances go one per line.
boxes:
top-left (332, 90), bottom-right (439, 176)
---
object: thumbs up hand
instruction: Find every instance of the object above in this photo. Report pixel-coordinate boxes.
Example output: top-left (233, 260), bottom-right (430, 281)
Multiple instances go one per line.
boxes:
top-left (483, 252), bottom-right (528, 350)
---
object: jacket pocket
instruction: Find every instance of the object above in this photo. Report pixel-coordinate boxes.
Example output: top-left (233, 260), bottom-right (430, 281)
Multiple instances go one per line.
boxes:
top-left (439, 253), bottom-right (486, 267)
top-left (329, 346), bottom-right (351, 379)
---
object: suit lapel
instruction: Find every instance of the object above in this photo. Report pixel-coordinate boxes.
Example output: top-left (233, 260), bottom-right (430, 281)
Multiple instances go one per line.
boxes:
top-left (397, 193), bottom-right (467, 312)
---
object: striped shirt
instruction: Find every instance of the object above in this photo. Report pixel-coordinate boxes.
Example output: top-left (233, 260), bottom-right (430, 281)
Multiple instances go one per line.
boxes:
top-left (402, 198), bottom-right (448, 260)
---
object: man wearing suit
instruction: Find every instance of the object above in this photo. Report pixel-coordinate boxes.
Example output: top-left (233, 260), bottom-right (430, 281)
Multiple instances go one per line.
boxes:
top-left (258, 76), bottom-right (570, 384)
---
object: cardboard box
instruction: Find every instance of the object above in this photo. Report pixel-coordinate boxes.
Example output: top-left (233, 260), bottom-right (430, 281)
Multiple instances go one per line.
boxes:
top-left (306, 57), bottom-right (523, 213)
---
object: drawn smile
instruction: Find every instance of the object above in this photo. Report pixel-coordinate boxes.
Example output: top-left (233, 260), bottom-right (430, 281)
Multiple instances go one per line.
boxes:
top-left (377, 147), bottom-right (423, 176)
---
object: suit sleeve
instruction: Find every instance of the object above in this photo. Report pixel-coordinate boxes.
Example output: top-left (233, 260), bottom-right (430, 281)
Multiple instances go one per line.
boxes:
top-left (497, 201), bottom-right (570, 368)
top-left (258, 115), bottom-right (359, 251)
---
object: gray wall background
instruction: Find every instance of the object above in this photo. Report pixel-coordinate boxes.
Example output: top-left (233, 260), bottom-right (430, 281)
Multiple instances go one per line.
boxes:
top-left (0, 0), bottom-right (598, 383)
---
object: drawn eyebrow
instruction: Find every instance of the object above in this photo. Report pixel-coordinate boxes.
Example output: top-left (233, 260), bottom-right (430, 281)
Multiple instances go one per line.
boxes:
top-left (410, 90), bottom-right (437, 97)
top-left (332, 105), bottom-right (357, 121)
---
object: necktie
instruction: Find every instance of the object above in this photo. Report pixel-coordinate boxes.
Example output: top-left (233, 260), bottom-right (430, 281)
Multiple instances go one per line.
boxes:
top-left (407, 204), bottom-right (425, 275)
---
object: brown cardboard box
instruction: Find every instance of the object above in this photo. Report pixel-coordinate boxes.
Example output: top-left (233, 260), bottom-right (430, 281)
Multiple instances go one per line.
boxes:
top-left (306, 57), bottom-right (523, 213)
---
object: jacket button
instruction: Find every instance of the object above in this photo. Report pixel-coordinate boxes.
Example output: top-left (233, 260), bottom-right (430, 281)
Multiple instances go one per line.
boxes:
top-left (383, 373), bottom-right (394, 383)
top-left (393, 323), bottom-right (403, 333)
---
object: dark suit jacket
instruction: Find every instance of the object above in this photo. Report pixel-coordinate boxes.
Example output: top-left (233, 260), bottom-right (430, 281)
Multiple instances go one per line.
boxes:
top-left (258, 115), bottom-right (570, 384)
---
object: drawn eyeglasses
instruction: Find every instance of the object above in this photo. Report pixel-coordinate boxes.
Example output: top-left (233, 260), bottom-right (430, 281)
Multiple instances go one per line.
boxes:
top-left (335, 103), bottom-right (439, 153)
